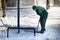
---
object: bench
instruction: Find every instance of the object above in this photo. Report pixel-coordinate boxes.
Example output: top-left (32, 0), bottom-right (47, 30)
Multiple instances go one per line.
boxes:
top-left (7, 26), bottom-right (36, 38)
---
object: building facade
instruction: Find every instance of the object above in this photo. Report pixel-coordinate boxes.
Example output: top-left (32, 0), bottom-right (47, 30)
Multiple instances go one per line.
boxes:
top-left (4, 0), bottom-right (60, 8)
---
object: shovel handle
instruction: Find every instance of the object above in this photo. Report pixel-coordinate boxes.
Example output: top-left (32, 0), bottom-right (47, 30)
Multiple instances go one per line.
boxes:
top-left (37, 20), bottom-right (40, 31)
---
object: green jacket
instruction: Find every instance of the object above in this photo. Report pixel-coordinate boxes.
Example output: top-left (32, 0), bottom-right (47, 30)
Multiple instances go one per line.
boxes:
top-left (35, 6), bottom-right (48, 19)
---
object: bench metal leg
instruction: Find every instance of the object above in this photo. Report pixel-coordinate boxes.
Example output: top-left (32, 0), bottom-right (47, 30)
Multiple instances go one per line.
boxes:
top-left (34, 29), bottom-right (36, 36)
top-left (18, 28), bottom-right (20, 33)
top-left (7, 28), bottom-right (9, 38)
top-left (7, 27), bottom-right (36, 38)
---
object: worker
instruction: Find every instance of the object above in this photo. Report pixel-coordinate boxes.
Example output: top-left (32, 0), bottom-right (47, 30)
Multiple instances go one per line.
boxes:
top-left (32, 5), bottom-right (48, 33)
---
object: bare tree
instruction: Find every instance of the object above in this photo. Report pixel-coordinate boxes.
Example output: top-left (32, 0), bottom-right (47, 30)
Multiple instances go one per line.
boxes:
top-left (1, 0), bottom-right (8, 17)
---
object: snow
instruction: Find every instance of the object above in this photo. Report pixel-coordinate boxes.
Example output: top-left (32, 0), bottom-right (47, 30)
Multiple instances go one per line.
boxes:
top-left (0, 7), bottom-right (60, 40)
top-left (47, 7), bottom-right (60, 18)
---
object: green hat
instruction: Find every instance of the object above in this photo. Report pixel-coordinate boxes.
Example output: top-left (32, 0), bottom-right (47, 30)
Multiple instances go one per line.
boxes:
top-left (32, 5), bottom-right (37, 10)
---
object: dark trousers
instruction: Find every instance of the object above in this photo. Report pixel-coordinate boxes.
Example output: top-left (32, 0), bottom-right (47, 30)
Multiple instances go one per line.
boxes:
top-left (39, 15), bottom-right (48, 30)
top-left (40, 18), bottom-right (46, 29)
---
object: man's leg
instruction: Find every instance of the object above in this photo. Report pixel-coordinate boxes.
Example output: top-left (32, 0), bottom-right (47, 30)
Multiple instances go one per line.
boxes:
top-left (40, 19), bottom-right (46, 33)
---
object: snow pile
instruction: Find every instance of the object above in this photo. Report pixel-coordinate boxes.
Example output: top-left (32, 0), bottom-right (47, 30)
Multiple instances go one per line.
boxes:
top-left (1, 17), bottom-right (17, 27)
top-left (48, 7), bottom-right (60, 18)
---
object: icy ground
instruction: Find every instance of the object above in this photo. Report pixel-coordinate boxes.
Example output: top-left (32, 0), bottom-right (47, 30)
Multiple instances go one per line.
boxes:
top-left (0, 7), bottom-right (60, 40)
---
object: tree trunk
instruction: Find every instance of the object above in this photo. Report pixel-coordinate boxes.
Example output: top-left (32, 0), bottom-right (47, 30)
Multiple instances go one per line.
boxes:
top-left (1, 0), bottom-right (7, 17)
top-left (46, 0), bottom-right (50, 10)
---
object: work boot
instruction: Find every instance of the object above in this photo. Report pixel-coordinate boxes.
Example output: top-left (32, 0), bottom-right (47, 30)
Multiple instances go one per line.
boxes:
top-left (36, 29), bottom-right (46, 34)
top-left (40, 29), bottom-right (46, 34)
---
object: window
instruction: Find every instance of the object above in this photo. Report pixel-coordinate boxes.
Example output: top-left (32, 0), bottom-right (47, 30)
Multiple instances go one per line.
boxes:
top-left (20, 0), bottom-right (34, 8)
top-left (54, 0), bottom-right (60, 7)
top-left (7, 0), bottom-right (17, 7)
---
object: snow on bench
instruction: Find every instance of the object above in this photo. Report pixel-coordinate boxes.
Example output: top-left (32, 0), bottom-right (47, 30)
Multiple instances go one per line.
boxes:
top-left (1, 15), bottom-right (39, 28)
top-left (20, 16), bottom-right (39, 28)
